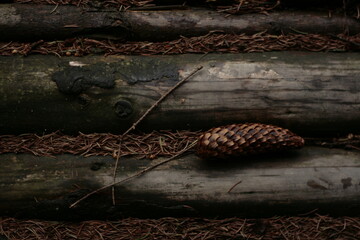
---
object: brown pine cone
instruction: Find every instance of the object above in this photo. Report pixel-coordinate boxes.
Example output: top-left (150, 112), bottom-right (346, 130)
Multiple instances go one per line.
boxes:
top-left (196, 123), bottom-right (304, 159)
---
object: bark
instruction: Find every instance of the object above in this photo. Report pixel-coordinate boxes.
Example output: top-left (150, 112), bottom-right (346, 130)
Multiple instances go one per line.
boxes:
top-left (1, 147), bottom-right (360, 220)
top-left (0, 52), bottom-right (360, 135)
top-left (0, 4), bottom-right (359, 41)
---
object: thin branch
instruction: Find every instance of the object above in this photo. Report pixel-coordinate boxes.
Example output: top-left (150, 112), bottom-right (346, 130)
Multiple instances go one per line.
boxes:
top-left (110, 65), bottom-right (203, 204)
top-left (227, 180), bottom-right (243, 193)
top-left (69, 140), bottom-right (198, 209)
top-left (123, 65), bottom-right (203, 136)
top-left (112, 138), bottom-right (122, 205)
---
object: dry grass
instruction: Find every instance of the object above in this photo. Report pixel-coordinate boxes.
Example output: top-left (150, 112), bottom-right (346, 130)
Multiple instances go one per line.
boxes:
top-left (0, 131), bottom-right (199, 159)
top-left (1, 33), bottom-right (359, 57)
top-left (13, 0), bottom-right (280, 14)
top-left (0, 131), bottom-right (359, 159)
top-left (1, 215), bottom-right (360, 239)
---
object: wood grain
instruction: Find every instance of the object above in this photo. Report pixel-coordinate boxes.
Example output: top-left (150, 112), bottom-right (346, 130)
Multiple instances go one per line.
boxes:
top-left (1, 147), bottom-right (360, 219)
top-left (0, 52), bottom-right (359, 135)
top-left (0, 4), bottom-right (359, 40)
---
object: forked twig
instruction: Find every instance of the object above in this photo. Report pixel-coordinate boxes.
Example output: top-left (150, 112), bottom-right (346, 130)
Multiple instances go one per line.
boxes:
top-left (112, 65), bottom-right (203, 205)
top-left (70, 140), bottom-right (198, 208)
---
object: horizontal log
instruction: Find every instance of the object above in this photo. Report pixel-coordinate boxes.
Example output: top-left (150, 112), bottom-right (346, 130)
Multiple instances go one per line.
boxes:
top-left (0, 52), bottom-right (360, 135)
top-left (0, 4), bottom-right (359, 41)
top-left (1, 147), bottom-right (360, 220)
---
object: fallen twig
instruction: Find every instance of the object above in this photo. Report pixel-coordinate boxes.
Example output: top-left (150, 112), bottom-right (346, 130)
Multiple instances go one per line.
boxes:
top-left (111, 65), bottom-right (203, 205)
top-left (227, 180), bottom-right (243, 193)
top-left (69, 140), bottom-right (198, 208)
top-left (112, 138), bottom-right (122, 205)
top-left (123, 66), bottom-right (203, 136)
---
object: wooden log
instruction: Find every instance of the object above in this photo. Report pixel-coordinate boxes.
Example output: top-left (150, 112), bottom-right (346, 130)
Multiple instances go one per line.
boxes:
top-left (1, 52), bottom-right (360, 135)
top-left (1, 147), bottom-right (360, 220)
top-left (0, 4), bottom-right (359, 41)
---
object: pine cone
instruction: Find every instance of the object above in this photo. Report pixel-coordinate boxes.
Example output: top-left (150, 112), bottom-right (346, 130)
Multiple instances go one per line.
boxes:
top-left (196, 123), bottom-right (304, 159)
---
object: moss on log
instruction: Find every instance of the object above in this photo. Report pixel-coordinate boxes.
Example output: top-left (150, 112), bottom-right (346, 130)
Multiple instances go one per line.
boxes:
top-left (0, 4), bottom-right (359, 41)
top-left (1, 147), bottom-right (360, 220)
top-left (0, 52), bottom-right (359, 135)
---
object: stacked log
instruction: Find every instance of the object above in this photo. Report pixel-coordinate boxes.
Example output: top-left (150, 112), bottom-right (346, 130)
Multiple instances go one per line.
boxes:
top-left (0, 4), bottom-right (359, 41)
top-left (1, 147), bottom-right (360, 220)
top-left (0, 0), bottom-right (359, 219)
top-left (1, 53), bottom-right (359, 135)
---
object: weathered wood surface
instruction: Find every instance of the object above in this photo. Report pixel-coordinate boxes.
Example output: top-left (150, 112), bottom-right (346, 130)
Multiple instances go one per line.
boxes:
top-left (1, 4), bottom-right (359, 41)
top-left (0, 52), bottom-right (359, 135)
top-left (1, 147), bottom-right (360, 220)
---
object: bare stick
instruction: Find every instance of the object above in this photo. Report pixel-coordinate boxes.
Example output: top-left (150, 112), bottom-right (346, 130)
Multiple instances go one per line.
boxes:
top-left (227, 180), bottom-right (243, 193)
top-left (112, 138), bottom-right (122, 205)
top-left (123, 65), bottom-right (203, 136)
top-left (69, 140), bottom-right (198, 209)
top-left (111, 65), bottom-right (203, 204)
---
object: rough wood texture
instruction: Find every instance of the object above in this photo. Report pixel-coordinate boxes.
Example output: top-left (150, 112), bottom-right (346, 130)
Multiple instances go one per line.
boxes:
top-left (0, 52), bottom-right (360, 135)
top-left (0, 4), bottom-right (359, 41)
top-left (1, 147), bottom-right (360, 220)
top-left (1, 52), bottom-right (359, 135)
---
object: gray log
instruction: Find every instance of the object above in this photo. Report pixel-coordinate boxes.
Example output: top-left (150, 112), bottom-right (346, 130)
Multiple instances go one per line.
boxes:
top-left (0, 52), bottom-right (360, 135)
top-left (1, 147), bottom-right (360, 220)
top-left (0, 4), bottom-right (359, 41)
